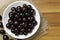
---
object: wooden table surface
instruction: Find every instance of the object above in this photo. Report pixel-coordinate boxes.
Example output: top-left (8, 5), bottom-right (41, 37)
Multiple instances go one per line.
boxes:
top-left (32, 0), bottom-right (60, 40)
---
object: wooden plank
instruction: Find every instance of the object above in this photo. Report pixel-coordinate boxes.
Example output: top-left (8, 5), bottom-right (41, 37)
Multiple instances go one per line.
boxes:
top-left (42, 13), bottom-right (60, 26)
top-left (32, 0), bottom-right (60, 13)
top-left (38, 25), bottom-right (60, 40)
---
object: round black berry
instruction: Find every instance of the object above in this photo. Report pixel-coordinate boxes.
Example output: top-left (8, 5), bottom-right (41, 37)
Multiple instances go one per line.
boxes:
top-left (28, 5), bottom-right (32, 9)
top-left (14, 14), bottom-right (19, 18)
top-left (6, 23), bottom-right (11, 29)
top-left (16, 6), bottom-right (22, 12)
top-left (8, 19), bottom-right (13, 24)
top-left (3, 35), bottom-right (9, 40)
top-left (9, 12), bottom-right (14, 19)
top-left (11, 7), bottom-right (16, 11)
top-left (14, 20), bottom-right (19, 26)
top-left (23, 4), bottom-right (27, 8)
top-left (19, 13), bottom-right (24, 17)
top-left (0, 30), bottom-right (5, 35)
top-left (22, 17), bottom-right (26, 21)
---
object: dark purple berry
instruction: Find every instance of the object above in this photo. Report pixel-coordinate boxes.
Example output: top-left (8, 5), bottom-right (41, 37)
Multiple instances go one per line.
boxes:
top-left (27, 29), bottom-right (32, 33)
top-left (20, 22), bottom-right (27, 27)
top-left (14, 21), bottom-right (19, 25)
top-left (8, 19), bottom-right (13, 24)
top-left (14, 14), bottom-right (19, 18)
top-left (15, 33), bottom-right (19, 36)
top-left (17, 25), bottom-right (22, 30)
top-left (13, 18), bottom-right (17, 21)
top-left (32, 20), bottom-right (37, 26)
top-left (22, 17), bottom-right (26, 21)
top-left (12, 10), bottom-right (16, 14)
top-left (22, 7), bottom-right (27, 12)
top-left (19, 13), bottom-right (24, 17)
top-left (18, 17), bottom-right (22, 21)
top-left (16, 6), bottom-right (22, 12)
top-left (24, 32), bottom-right (27, 35)
top-left (27, 16), bottom-right (34, 21)
top-left (11, 29), bottom-right (15, 33)
top-left (6, 23), bottom-right (11, 29)
top-left (9, 12), bottom-right (14, 19)
top-left (25, 13), bottom-right (30, 16)
top-left (28, 5), bottom-right (32, 9)
top-left (11, 7), bottom-right (16, 11)
top-left (23, 4), bottom-right (27, 8)
top-left (20, 28), bottom-right (25, 32)
top-left (19, 31), bottom-right (23, 35)
top-left (3, 35), bottom-right (9, 40)
top-left (0, 30), bottom-right (5, 35)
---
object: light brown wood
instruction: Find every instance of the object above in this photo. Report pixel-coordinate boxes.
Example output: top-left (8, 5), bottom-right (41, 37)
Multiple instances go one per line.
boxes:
top-left (32, 0), bottom-right (60, 40)
top-left (32, 0), bottom-right (60, 13)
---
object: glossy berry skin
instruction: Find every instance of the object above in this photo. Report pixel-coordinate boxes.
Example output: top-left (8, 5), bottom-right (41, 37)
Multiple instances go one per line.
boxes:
top-left (32, 20), bottom-right (37, 26)
top-left (23, 4), bottom-right (28, 13)
top-left (9, 12), bottom-right (14, 19)
top-left (12, 10), bottom-right (16, 14)
top-left (16, 6), bottom-right (22, 12)
top-left (27, 16), bottom-right (34, 22)
top-left (28, 9), bottom-right (35, 16)
top-left (18, 17), bottom-right (22, 22)
top-left (24, 31), bottom-right (27, 35)
top-left (27, 29), bottom-right (32, 33)
top-left (27, 5), bottom-right (32, 9)
top-left (30, 9), bottom-right (35, 16)
top-left (19, 13), bottom-right (24, 17)
top-left (11, 29), bottom-right (15, 33)
top-left (0, 22), bottom-right (3, 28)
top-left (30, 9), bottom-right (35, 13)
top-left (20, 22), bottom-right (27, 27)
top-left (24, 13), bottom-right (30, 17)
top-left (23, 4), bottom-right (27, 8)
top-left (6, 23), bottom-right (11, 29)
top-left (15, 33), bottom-right (19, 36)
top-left (8, 19), bottom-right (13, 25)
top-left (3, 35), bottom-right (9, 40)
top-left (22, 7), bottom-right (27, 13)
top-left (14, 20), bottom-right (19, 26)
top-left (11, 7), bottom-right (16, 11)
top-left (14, 14), bottom-right (19, 18)
top-left (11, 25), bottom-right (15, 29)
top-left (0, 30), bottom-right (5, 35)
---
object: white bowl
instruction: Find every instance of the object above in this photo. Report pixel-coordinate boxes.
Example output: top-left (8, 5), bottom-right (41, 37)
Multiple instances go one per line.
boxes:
top-left (2, 1), bottom-right (40, 39)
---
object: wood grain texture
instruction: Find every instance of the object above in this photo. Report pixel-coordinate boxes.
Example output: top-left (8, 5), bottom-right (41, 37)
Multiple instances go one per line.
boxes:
top-left (32, 0), bottom-right (60, 40)
top-left (32, 0), bottom-right (60, 13)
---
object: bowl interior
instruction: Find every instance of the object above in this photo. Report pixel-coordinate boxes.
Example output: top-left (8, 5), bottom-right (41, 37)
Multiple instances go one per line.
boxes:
top-left (2, 1), bottom-right (40, 39)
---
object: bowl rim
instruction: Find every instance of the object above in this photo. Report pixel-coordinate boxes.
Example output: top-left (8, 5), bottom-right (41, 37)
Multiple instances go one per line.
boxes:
top-left (2, 1), bottom-right (40, 39)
